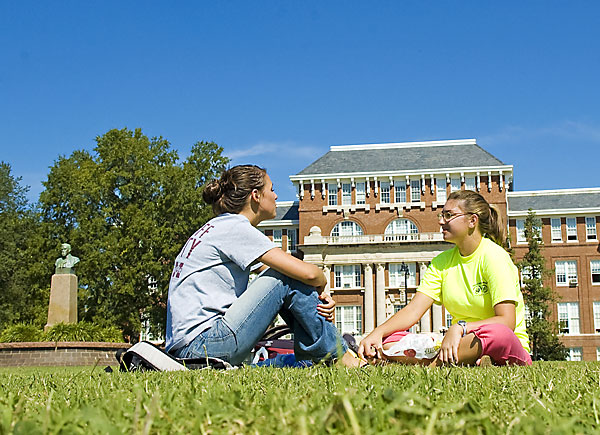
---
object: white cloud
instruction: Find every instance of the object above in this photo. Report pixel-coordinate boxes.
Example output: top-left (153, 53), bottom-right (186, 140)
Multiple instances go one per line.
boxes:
top-left (226, 141), bottom-right (322, 161)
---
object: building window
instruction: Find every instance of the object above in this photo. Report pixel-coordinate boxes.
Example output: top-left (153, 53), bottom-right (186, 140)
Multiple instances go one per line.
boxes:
top-left (592, 260), bottom-right (600, 284)
top-left (334, 265), bottom-right (361, 289)
top-left (586, 217), bottom-right (597, 240)
top-left (465, 177), bottom-right (476, 191)
top-left (273, 229), bottom-right (282, 248)
top-left (557, 302), bottom-right (580, 334)
top-left (384, 219), bottom-right (418, 241)
top-left (593, 302), bottom-right (600, 333)
top-left (341, 183), bottom-right (352, 205)
top-left (450, 177), bottom-right (461, 192)
top-left (567, 347), bottom-right (582, 362)
top-left (520, 266), bottom-right (541, 287)
top-left (410, 180), bottom-right (421, 202)
top-left (380, 181), bottom-right (390, 204)
top-left (395, 182), bottom-right (406, 203)
top-left (445, 312), bottom-right (453, 328)
top-left (597, 348), bottom-right (600, 361)
top-left (566, 217), bottom-right (577, 241)
top-left (335, 305), bottom-right (362, 335)
top-left (555, 260), bottom-right (577, 286)
top-left (551, 218), bottom-right (562, 242)
top-left (328, 183), bottom-right (338, 206)
top-left (516, 220), bottom-right (526, 244)
top-left (355, 182), bottom-right (366, 204)
top-left (389, 263), bottom-right (417, 288)
top-left (331, 221), bottom-right (364, 238)
top-left (394, 304), bottom-right (406, 313)
top-left (436, 177), bottom-right (447, 203)
top-left (287, 229), bottom-right (297, 252)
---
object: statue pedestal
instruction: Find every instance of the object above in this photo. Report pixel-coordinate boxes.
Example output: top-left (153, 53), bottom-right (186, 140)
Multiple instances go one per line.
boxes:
top-left (45, 274), bottom-right (78, 331)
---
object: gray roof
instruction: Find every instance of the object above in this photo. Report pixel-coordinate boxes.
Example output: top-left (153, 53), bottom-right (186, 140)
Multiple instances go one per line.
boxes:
top-left (273, 202), bottom-right (299, 221)
top-left (297, 144), bottom-right (505, 176)
top-left (508, 191), bottom-right (600, 212)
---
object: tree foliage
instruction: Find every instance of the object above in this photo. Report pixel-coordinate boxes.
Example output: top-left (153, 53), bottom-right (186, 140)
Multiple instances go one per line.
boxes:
top-left (0, 163), bottom-right (46, 329)
top-left (518, 210), bottom-right (567, 361)
top-left (38, 128), bottom-right (229, 341)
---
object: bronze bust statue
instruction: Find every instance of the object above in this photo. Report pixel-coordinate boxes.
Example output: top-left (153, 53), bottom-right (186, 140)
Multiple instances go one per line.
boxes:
top-left (55, 243), bottom-right (80, 274)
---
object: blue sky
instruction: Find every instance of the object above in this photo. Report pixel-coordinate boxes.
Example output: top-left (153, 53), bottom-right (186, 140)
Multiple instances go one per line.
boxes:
top-left (2, 1), bottom-right (599, 202)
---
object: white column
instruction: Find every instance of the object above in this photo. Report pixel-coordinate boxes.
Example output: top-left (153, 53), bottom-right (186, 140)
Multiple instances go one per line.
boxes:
top-left (323, 265), bottom-right (331, 294)
top-left (432, 303), bottom-right (443, 333)
top-left (420, 309), bottom-right (431, 332)
top-left (419, 262), bottom-right (428, 285)
top-left (417, 262), bottom-right (431, 332)
top-left (376, 263), bottom-right (386, 326)
top-left (363, 264), bottom-right (375, 334)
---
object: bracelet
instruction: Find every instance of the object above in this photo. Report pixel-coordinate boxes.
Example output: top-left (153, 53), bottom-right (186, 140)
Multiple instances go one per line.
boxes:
top-left (457, 320), bottom-right (467, 337)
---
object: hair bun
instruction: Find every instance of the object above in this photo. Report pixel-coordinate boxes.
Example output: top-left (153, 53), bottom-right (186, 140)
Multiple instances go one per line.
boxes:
top-left (202, 179), bottom-right (223, 204)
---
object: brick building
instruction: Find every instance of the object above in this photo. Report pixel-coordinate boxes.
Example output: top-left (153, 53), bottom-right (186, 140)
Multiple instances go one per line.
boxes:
top-left (507, 188), bottom-right (600, 361)
top-left (258, 139), bottom-right (600, 361)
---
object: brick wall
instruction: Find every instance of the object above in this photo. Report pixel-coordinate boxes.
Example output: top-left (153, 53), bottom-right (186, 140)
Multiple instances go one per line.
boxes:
top-left (0, 342), bottom-right (131, 367)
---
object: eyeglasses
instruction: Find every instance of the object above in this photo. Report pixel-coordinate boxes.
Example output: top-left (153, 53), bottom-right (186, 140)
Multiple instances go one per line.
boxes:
top-left (437, 211), bottom-right (473, 223)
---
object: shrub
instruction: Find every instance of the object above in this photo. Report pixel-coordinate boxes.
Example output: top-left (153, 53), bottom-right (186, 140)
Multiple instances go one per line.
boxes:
top-left (44, 322), bottom-right (123, 342)
top-left (0, 323), bottom-right (43, 342)
top-left (0, 322), bottom-right (124, 343)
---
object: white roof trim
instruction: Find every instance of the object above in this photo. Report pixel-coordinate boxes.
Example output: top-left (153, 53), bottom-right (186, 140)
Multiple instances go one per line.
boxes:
top-left (257, 220), bottom-right (299, 228)
top-left (508, 207), bottom-right (600, 217)
top-left (275, 200), bottom-right (299, 206)
top-left (290, 165), bottom-right (513, 182)
top-left (330, 139), bottom-right (477, 151)
top-left (508, 187), bottom-right (600, 197)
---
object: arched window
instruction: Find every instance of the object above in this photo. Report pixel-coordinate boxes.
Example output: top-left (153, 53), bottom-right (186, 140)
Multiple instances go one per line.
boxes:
top-left (331, 221), bottom-right (364, 238)
top-left (384, 219), bottom-right (418, 241)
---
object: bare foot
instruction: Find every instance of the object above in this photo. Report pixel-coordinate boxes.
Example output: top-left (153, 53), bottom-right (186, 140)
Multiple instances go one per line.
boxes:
top-left (339, 350), bottom-right (368, 368)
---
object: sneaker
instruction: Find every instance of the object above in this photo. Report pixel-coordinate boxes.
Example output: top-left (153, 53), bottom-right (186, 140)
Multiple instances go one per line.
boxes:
top-left (342, 333), bottom-right (359, 354)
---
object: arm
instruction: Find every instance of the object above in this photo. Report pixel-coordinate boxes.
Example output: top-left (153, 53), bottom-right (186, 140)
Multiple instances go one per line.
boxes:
top-left (258, 248), bottom-right (327, 289)
top-left (358, 292), bottom-right (434, 359)
top-left (438, 301), bottom-right (516, 364)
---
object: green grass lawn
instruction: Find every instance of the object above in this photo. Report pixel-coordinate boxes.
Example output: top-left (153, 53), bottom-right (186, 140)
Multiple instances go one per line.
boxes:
top-left (1, 362), bottom-right (599, 434)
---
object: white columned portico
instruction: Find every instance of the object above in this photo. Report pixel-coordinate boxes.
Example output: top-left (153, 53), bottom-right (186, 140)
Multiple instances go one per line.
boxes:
top-left (363, 263), bottom-right (375, 334)
top-left (375, 263), bottom-right (386, 326)
top-left (432, 303), bottom-right (443, 333)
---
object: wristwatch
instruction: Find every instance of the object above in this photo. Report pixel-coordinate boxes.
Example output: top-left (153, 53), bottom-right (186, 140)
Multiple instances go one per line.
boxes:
top-left (457, 320), bottom-right (467, 337)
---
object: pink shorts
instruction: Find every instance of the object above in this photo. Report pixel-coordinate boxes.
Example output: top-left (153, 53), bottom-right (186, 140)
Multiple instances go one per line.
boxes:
top-left (382, 323), bottom-right (532, 366)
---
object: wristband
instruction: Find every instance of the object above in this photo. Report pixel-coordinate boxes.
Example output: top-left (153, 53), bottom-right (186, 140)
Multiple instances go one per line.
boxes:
top-left (457, 320), bottom-right (467, 337)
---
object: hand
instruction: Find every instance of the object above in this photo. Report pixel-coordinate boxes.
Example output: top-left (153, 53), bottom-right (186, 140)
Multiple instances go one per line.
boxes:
top-left (358, 331), bottom-right (384, 362)
top-left (437, 324), bottom-right (463, 364)
top-left (317, 293), bottom-right (336, 322)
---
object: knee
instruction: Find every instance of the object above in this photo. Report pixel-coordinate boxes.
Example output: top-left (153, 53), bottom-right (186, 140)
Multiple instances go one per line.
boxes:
top-left (260, 268), bottom-right (315, 293)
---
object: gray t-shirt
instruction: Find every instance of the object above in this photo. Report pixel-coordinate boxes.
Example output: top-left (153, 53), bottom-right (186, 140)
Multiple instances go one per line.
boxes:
top-left (165, 213), bottom-right (276, 352)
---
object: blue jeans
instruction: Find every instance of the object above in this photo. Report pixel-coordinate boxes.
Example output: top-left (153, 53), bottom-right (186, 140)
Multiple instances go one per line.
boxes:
top-left (171, 269), bottom-right (347, 365)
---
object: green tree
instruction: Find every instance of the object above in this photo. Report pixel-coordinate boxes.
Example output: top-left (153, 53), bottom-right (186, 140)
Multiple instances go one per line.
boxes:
top-left (518, 210), bottom-right (567, 361)
top-left (0, 163), bottom-right (46, 329)
top-left (38, 128), bottom-right (228, 341)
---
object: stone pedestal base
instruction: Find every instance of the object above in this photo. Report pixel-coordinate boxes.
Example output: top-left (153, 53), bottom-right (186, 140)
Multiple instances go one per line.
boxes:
top-left (45, 274), bottom-right (78, 331)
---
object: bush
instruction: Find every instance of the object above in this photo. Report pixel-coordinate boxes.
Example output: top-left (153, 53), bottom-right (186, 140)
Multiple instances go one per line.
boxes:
top-left (0, 323), bottom-right (44, 342)
top-left (44, 322), bottom-right (123, 342)
top-left (0, 322), bottom-right (124, 343)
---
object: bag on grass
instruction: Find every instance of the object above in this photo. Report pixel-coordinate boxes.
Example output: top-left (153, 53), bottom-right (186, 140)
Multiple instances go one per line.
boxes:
top-left (116, 341), bottom-right (234, 372)
top-left (251, 324), bottom-right (294, 363)
top-left (382, 332), bottom-right (444, 360)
